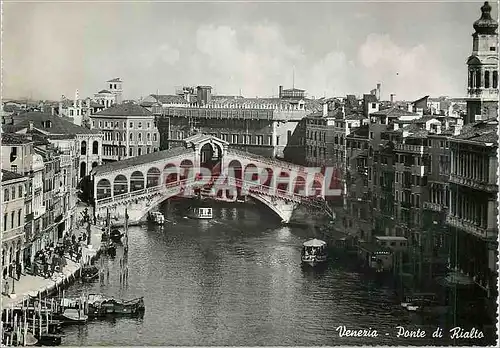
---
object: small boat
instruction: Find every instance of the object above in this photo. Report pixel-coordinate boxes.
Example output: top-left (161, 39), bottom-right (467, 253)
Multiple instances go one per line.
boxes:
top-left (301, 239), bottom-right (328, 267)
top-left (110, 229), bottom-right (123, 243)
top-left (35, 333), bottom-right (63, 346)
top-left (58, 309), bottom-right (88, 324)
top-left (81, 265), bottom-right (99, 282)
top-left (86, 294), bottom-right (145, 317)
top-left (23, 332), bottom-right (39, 346)
top-left (406, 298), bottom-right (442, 312)
top-left (187, 207), bottom-right (213, 219)
top-left (400, 293), bottom-right (437, 308)
top-left (148, 211), bottom-right (165, 224)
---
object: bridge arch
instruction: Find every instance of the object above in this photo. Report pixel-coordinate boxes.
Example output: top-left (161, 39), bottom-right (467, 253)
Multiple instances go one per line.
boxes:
top-left (147, 167), bottom-right (161, 188)
top-left (180, 159), bottom-right (194, 180)
top-left (244, 163), bottom-right (259, 182)
top-left (113, 175), bottom-right (128, 196)
top-left (164, 163), bottom-right (179, 184)
top-left (227, 160), bottom-right (242, 180)
top-left (96, 179), bottom-right (111, 199)
top-left (293, 176), bottom-right (306, 194)
top-left (260, 167), bottom-right (274, 186)
top-left (277, 170), bottom-right (290, 192)
top-left (130, 171), bottom-right (145, 192)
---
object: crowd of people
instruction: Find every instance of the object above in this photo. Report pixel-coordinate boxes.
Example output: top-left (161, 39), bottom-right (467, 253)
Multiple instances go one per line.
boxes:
top-left (30, 233), bottom-right (86, 279)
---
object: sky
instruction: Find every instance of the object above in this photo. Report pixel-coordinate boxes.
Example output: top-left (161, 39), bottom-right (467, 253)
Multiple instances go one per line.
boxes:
top-left (2, 0), bottom-right (498, 101)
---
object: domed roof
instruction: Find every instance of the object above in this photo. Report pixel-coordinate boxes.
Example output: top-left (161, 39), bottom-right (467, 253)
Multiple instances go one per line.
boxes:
top-left (32, 153), bottom-right (44, 171)
top-left (473, 1), bottom-right (498, 34)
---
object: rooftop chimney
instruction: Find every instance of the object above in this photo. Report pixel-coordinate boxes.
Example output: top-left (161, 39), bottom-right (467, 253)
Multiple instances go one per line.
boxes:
top-left (390, 94), bottom-right (395, 103)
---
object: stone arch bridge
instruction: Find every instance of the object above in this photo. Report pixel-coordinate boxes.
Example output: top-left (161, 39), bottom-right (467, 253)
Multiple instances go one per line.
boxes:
top-left (91, 134), bottom-right (341, 224)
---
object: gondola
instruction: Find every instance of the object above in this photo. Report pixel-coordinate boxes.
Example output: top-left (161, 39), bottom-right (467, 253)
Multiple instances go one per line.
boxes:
top-left (35, 333), bottom-right (63, 346)
top-left (86, 295), bottom-right (145, 317)
top-left (81, 265), bottom-right (100, 282)
top-left (110, 229), bottom-right (123, 243)
top-left (57, 309), bottom-right (88, 324)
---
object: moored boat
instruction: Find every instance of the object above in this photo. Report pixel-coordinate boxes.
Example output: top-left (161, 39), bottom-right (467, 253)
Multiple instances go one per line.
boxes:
top-left (86, 294), bottom-right (145, 317)
top-left (187, 207), bottom-right (213, 219)
top-left (301, 239), bottom-right (328, 267)
top-left (148, 211), bottom-right (165, 224)
top-left (58, 309), bottom-right (88, 324)
top-left (81, 265), bottom-right (100, 282)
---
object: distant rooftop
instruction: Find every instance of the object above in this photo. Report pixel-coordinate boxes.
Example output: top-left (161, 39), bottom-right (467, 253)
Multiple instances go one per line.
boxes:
top-left (10, 112), bottom-right (99, 135)
top-left (1, 169), bottom-right (25, 183)
top-left (94, 103), bottom-right (152, 117)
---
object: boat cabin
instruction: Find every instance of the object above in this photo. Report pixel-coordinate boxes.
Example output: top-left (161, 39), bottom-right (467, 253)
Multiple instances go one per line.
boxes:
top-left (302, 239), bottom-right (327, 256)
top-left (193, 207), bottom-right (213, 219)
top-left (357, 242), bottom-right (392, 271)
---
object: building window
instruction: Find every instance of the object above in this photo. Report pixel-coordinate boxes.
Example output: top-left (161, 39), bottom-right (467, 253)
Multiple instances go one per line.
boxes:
top-left (490, 47), bottom-right (496, 51)
top-left (153, 134), bottom-right (157, 142)
top-left (17, 210), bottom-right (21, 226)
top-left (3, 214), bottom-right (7, 231)
top-left (147, 122), bottom-right (150, 129)
top-left (475, 70), bottom-right (481, 88)
top-left (493, 71), bottom-right (498, 89)
top-left (256, 135), bottom-right (263, 145)
top-left (129, 148), bottom-right (133, 156)
top-left (92, 121), bottom-right (96, 128)
top-left (129, 122), bottom-right (133, 128)
top-left (231, 134), bottom-right (238, 143)
top-left (138, 133), bottom-right (142, 142)
top-left (81, 141), bottom-right (87, 155)
top-left (147, 133), bottom-right (151, 141)
top-left (18, 185), bottom-right (22, 198)
top-left (11, 211), bottom-right (15, 229)
top-left (11, 165), bottom-right (17, 173)
top-left (146, 147), bottom-right (150, 154)
top-left (138, 148), bottom-right (142, 156)
top-left (130, 133), bottom-right (133, 141)
top-left (276, 136), bottom-right (280, 146)
top-left (138, 122), bottom-right (142, 128)
top-left (92, 141), bottom-right (99, 154)
top-left (4, 189), bottom-right (9, 202)
top-left (485, 71), bottom-right (490, 88)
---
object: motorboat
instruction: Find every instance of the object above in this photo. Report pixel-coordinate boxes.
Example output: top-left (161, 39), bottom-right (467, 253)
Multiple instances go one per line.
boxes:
top-left (57, 309), bottom-right (88, 324)
top-left (301, 239), bottom-right (328, 267)
top-left (148, 211), bottom-right (165, 224)
top-left (187, 207), bottom-right (213, 219)
top-left (110, 228), bottom-right (123, 243)
top-left (401, 293), bottom-right (437, 308)
top-left (81, 265), bottom-right (100, 282)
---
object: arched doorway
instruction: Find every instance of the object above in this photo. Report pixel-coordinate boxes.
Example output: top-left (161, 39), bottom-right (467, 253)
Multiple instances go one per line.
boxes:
top-left (277, 170), bottom-right (290, 192)
top-left (243, 163), bottom-right (259, 182)
top-left (293, 176), bottom-right (306, 195)
top-left (228, 160), bottom-right (242, 197)
top-left (179, 159), bottom-right (193, 180)
top-left (80, 162), bottom-right (86, 178)
top-left (164, 163), bottom-right (179, 184)
top-left (130, 171), bottom-right (145, 191)
top-left (200, 142), bottom-right (222, 174)
top-left (147, 167), bottom-right (161, 188)
top-left (113, 175), bottom-right (128, 196)
top-left (96, 179), bottom-right (111, 200)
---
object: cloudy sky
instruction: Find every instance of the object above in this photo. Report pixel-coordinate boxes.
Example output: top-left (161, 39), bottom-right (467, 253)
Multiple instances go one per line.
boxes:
top-left (3, 0), bottom-right (497, 101)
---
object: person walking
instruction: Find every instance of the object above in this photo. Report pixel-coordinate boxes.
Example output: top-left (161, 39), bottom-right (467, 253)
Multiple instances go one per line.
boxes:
top-left (16, 262), bottom-right (21, 280)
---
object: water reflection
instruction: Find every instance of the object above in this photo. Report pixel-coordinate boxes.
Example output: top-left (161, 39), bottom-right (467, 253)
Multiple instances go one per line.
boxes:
top-left (59, 202), bottom-right (495, 346)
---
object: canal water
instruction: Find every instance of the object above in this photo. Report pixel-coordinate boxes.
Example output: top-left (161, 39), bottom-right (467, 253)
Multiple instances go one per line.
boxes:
top-left (62, 201), bottom-right (495, 346)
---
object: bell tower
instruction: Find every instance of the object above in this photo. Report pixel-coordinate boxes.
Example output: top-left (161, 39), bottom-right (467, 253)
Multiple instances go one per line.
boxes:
top-left (465, 1), bottom-right (498, 124)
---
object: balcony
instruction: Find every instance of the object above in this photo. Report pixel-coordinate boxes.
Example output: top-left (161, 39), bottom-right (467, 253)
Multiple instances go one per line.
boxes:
top-left (394, 144), bottom-right (428, 154)
top-left (449, 174), bottom-right (498, 193)
top-left (423, 201), bottom-right (444, 212)
top-left (2, 227), bottom-right (24, 242)
top-left (446, 215), bottom-right (497, 240)
top-left (34, 205), bottom-right (47, 218)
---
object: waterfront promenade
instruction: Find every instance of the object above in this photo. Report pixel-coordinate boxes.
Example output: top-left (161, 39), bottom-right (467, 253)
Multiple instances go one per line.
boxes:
top-left (1, 205), bottom-right (103, 307)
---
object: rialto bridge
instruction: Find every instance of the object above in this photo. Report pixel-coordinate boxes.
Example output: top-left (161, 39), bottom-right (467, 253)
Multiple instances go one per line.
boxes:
top-left (91, 134), bottom-right (341, 224)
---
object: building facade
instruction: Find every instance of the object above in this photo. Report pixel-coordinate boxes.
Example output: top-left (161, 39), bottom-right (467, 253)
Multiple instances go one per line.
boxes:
top-left (465, 1), bottom-right (499, 124)
top-left (155, 85), bottom-right (321, 159)
top-left (1, 170), bottom-right (27, 279)
top-left (90, 103), bottom-right (160, 162)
